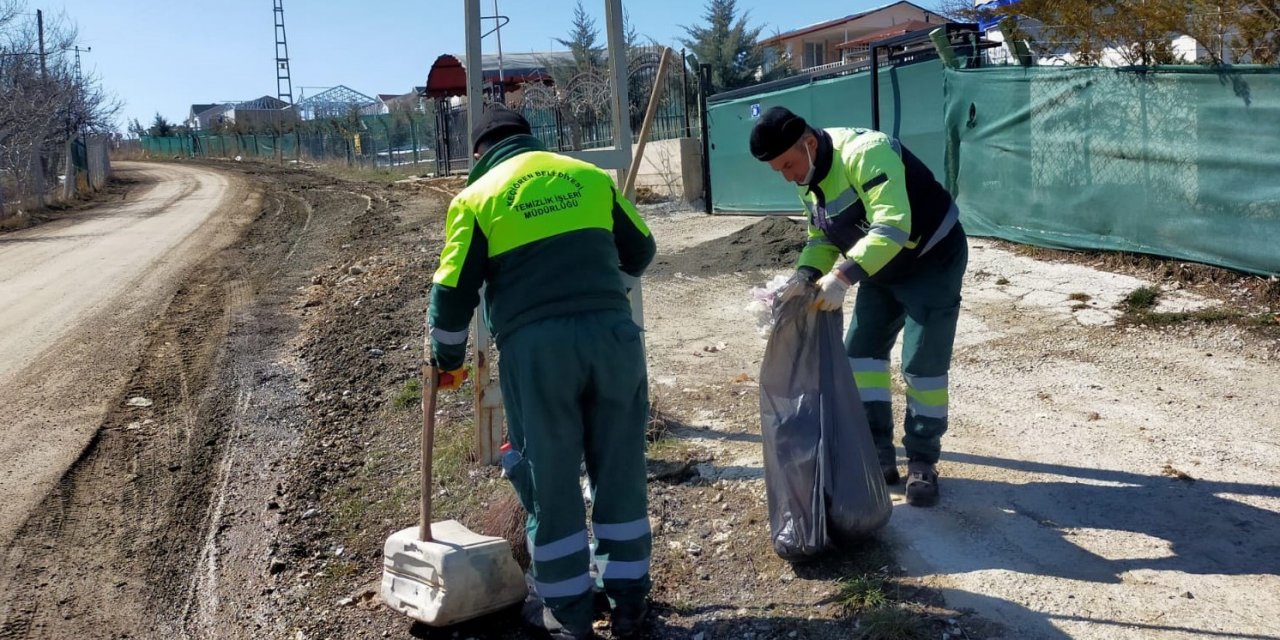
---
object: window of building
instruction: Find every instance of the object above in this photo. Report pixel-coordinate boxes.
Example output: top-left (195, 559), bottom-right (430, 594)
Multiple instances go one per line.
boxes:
top-left (804, 41), bottom-right (826, 68)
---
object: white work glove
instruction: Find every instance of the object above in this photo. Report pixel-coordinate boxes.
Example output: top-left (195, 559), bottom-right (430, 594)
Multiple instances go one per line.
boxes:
top-left (813, 271), bottom-right (851, 311)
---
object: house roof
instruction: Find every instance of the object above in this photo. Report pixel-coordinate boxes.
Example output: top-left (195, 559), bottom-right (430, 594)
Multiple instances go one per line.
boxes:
top-left (761, 1), bottom-right (946, 45)
top-left (836, 20), bottom-right (936, 49)
top-left (237, 95), bottom-right (291, 111)
top-left (190, 103), bottom-right (218, 116)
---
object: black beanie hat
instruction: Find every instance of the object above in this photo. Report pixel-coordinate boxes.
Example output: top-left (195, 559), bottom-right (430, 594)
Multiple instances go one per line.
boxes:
top-left (471, 103), bottom-right (532, 153)
top-left (749, 106), bottom-right (810, 161)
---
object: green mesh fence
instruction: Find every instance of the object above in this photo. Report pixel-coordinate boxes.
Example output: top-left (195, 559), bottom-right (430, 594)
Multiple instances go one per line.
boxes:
top-left (140, 113), bottom-right (437, 168)
top-left (946, 66), bottom-right (1280, 276)
top-left (706, 59), bottom-right (947, 213)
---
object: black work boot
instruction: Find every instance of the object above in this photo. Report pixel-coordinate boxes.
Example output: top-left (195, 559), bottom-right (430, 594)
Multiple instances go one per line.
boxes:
top-left (522, 582), bottom-right (596, 639)
top-left (610, 600), bottom-right (648, 639)
top-left (522, 601), bottom-right (595, 640)
top-left (881, 464), bottom-right (901, 485)
top-left (905, 461), bottom-right (940, 507)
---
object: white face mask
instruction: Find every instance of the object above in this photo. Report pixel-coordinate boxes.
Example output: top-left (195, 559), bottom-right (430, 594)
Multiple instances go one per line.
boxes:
top-left (800, 143), bottom-right (817, 186)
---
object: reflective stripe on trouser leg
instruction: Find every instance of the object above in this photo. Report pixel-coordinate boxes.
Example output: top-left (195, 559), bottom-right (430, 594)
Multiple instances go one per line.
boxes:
top-left (850, 357), bottom-right (891, 403)
top-left (850, 356), bottom-right (896, 467)
top-left (591, 516), bottom-right (652, 604)
top-left (904, 371), bottom-right (949, 463)
top-left (527, 527), bottom-right (591, 596)
top-left (846, 281), bottom-right (907, 467)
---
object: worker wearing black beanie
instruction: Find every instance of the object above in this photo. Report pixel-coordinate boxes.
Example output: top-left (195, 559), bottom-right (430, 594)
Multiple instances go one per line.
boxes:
top-left (750, 105), bottom-right (968, 509)
top-left (470, 103), bottom-right (532, 155)
top-left (749, 106), bottom-right (811, 161)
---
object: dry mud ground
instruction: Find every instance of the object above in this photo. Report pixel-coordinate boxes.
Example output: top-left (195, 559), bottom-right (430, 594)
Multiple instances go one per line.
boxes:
top-left (1, 162), bottom-right (1277, 640)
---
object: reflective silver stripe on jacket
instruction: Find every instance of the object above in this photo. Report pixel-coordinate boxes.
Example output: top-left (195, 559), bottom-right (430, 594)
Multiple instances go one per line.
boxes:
top-left (920, 202), bottom-right (959, 255)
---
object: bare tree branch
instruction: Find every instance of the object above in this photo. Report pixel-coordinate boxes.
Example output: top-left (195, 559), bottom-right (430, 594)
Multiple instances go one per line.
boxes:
top-left (1, 0), bottom-right (119, 211)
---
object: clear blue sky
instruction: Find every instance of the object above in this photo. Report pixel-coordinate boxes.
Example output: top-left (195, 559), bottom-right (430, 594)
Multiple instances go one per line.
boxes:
top-left (38, 0), bottom-right (924, 130)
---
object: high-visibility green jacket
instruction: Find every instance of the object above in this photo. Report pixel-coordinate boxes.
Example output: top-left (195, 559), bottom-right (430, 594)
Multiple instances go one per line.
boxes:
top-left (796, 128), bottom-right (961, 284)
top-left (428, 135), bottom-right (656, 370)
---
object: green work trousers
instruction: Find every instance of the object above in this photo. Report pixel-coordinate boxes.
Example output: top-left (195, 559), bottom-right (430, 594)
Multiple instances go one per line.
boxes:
top-left (845, 240), bottom-right (967, 465)
top-left (498, 309), bottom-right (651, 635)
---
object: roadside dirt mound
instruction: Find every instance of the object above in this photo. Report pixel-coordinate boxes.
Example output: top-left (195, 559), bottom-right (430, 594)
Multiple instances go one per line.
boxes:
top-left (650, 216), bottom-right (804, 276)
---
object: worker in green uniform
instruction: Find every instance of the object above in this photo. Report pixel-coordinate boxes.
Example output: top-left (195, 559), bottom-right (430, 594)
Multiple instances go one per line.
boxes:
top-left (428, 104), bottom-right (657, 639)
top-left (749, 106), bottom-right (967, 507)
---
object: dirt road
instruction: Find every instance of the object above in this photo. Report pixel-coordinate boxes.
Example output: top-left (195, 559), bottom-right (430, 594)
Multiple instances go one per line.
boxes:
top-left (0, 160), bottom-right (374, 639)
top-left (0, 162), bottom-right (239, 550)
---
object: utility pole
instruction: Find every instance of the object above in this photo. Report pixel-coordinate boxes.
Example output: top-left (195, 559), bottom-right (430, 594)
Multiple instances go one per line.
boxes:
top-left (37, 9), bottom-right (46, 81)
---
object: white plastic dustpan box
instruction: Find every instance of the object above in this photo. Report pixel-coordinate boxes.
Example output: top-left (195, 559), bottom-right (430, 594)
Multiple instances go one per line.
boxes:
top-left (381, 519), bottom-right (526, 626)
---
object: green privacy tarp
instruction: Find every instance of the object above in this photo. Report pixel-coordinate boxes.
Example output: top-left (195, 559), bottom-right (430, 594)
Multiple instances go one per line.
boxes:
top-left (707, 59), bottom-right (947, 213)
top-left (946, 65), bottom-right (1280, 276)
top-left (149, 136), bottom-right (196, 157)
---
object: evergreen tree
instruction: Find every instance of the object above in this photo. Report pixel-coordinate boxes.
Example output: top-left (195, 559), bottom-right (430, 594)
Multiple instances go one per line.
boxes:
top-left (148, 112), bottom-right (174, 137)
top-left (556, 0), bottom-right (603, 71)
top-left (680, 0), bottom-right (786, 93)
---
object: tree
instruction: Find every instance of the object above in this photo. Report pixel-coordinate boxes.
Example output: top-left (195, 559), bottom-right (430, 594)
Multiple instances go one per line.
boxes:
top-left (1, 0), bottom-right (120, 207)
top-left (1180, 0), bottom-right (1280, 65)
top-left (624, 7), bottom-right (643, 50)
top-left (127, 118), bottom-right (145, 138)
top-left (680, 0), bottom-right (786, 93)
top-left (942, 0), bottom-right (1280, 66)
top-left (148, 112), bottom-right (174, 137)
top-left (556, 0), bottom-right (603, 72)
top-left (528, 3), bottom-right (655, 151)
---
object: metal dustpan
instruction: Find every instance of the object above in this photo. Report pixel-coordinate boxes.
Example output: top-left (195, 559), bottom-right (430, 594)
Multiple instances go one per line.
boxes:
top-left (380, 350), bottom-right (525, 626)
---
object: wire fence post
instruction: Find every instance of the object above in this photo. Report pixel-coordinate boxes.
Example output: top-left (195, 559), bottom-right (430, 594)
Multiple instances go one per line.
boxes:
top-left (381, 118), bottom-right (392, 167)
top-left (410, 116), bottom-right (420, 164)
top-left (698, 63), bottom-right (713, 214)
top-left (681, 49), bottom-right (692, 138)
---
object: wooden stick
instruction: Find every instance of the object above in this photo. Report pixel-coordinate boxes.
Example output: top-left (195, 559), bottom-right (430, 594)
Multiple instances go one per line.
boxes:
top-left (623, 47), bottom-right (674, 201)
top-left (420, 348), bottom-right (438, 542)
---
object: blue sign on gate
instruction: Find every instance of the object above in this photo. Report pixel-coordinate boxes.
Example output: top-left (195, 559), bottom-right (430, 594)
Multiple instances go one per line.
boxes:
top-left (750, 103), bottom-right (762, 119)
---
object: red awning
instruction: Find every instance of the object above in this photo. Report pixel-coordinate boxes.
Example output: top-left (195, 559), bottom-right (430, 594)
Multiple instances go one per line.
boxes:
top-left (425, 54), bottom-right (468, 98)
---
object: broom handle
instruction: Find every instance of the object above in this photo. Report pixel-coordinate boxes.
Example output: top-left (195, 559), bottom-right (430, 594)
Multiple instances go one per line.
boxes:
top-left (420, 342), bottom-right (438, 543)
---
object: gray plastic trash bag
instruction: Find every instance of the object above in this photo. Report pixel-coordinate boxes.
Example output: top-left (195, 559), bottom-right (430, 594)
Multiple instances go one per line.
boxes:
top-left (758, 282), bottom-right (892, 560)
